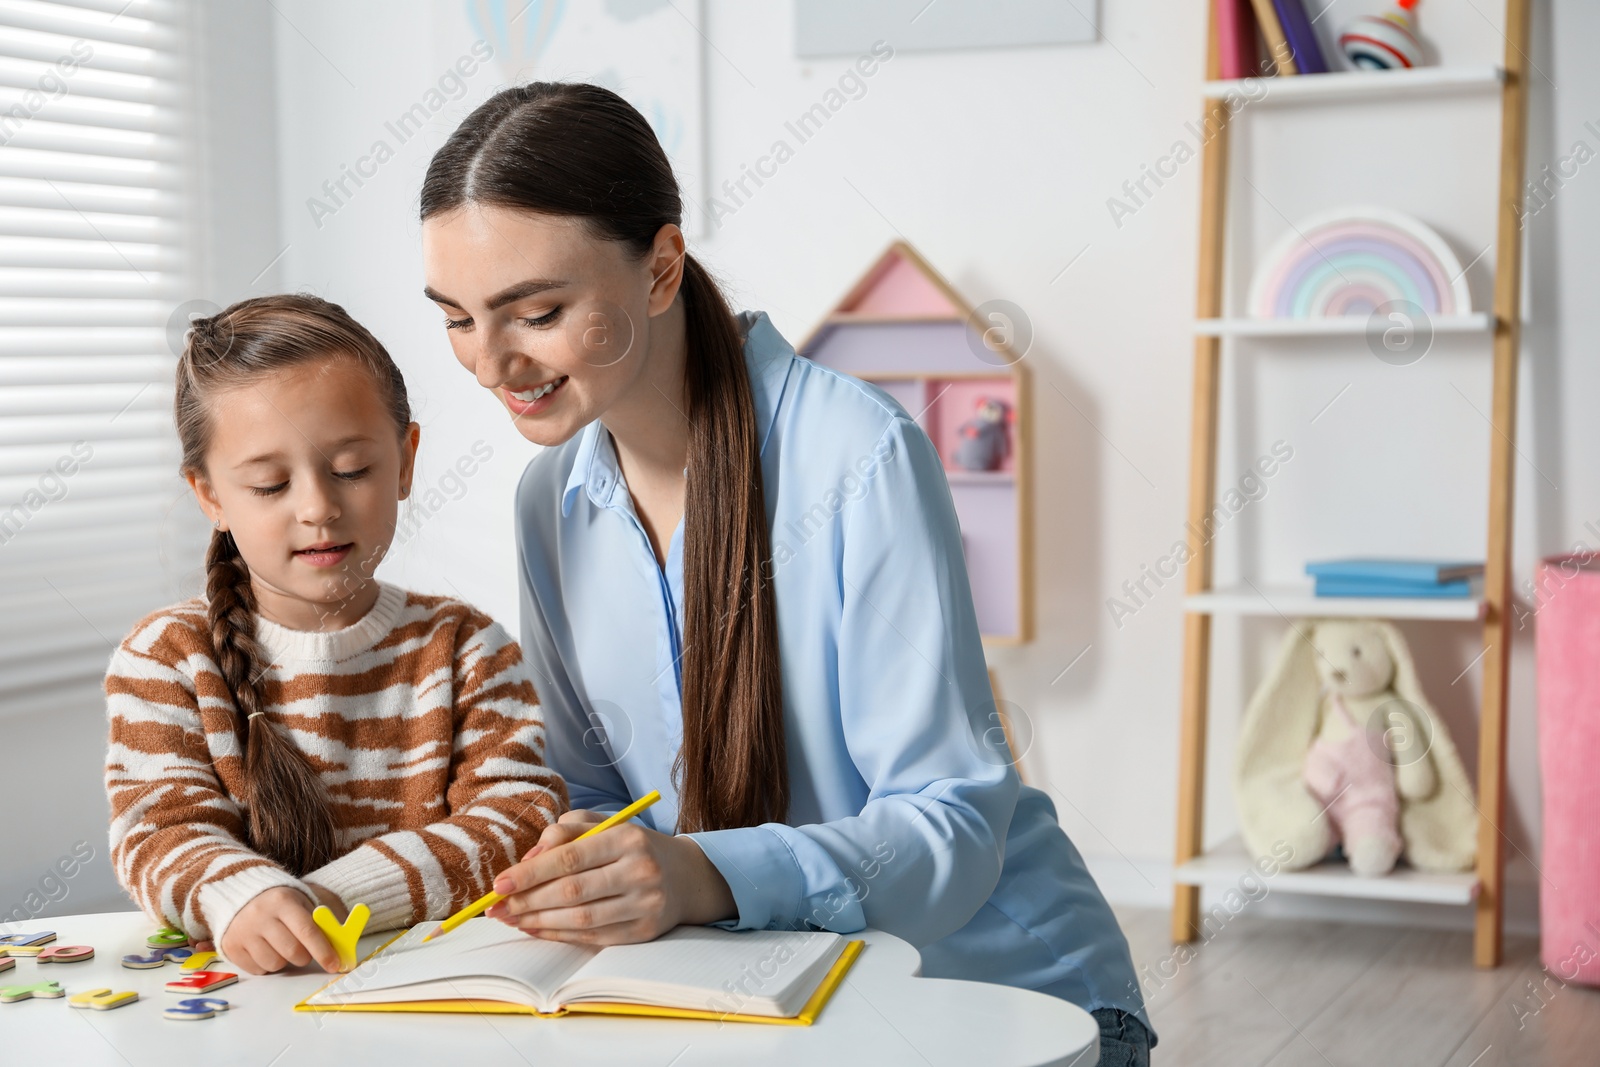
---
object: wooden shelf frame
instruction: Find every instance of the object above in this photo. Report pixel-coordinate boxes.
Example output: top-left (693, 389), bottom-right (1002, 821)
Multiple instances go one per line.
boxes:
top-left (1170, 3), bottom-right (1531, 969)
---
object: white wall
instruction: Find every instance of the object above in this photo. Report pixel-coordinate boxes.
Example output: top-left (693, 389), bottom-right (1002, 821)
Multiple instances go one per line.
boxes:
top-left (10, 0), bottom-right (1582, 930)
top-left (0, 0), bottom-right (284, 920)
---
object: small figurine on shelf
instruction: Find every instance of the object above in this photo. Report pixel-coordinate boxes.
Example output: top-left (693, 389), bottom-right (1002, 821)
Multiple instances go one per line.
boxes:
top-left (951, 396), bottom-right (1012, 472)
top-left (1339, 0), bottom-right (1426, 70)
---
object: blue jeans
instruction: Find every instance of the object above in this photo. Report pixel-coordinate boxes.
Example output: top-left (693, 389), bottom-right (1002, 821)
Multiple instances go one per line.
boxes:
top-left (1091, 1008), bottom-right (1153, 1066)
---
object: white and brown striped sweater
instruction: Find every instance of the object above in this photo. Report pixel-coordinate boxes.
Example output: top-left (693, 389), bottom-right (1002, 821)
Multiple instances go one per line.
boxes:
top-left (104, 582), bottom-right (566, 943)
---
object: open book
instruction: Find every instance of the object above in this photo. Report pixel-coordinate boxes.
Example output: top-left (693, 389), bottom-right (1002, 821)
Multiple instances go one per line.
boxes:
top-left (296, 918), bottom-right (863, 1026)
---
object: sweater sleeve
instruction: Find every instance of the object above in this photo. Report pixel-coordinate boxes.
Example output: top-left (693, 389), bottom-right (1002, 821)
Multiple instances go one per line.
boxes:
top-left (104, 615), bottom-right (313, 944)
top-left (301, 614), bottom-right (568, 931)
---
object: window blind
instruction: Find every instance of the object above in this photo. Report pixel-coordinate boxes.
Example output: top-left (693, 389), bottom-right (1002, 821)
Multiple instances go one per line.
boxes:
top-left (0, 0), bottom-right (203, 720)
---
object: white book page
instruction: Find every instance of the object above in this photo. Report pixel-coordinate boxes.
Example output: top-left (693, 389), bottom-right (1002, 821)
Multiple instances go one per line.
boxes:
top-left (556, 927), bottom-right (846, 1018)
top-left (307, 919), bottom-right (598, 1011)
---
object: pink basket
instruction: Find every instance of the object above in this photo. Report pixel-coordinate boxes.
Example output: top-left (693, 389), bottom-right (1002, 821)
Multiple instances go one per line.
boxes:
top-left (1535, 554), bottom-right (1600, 985)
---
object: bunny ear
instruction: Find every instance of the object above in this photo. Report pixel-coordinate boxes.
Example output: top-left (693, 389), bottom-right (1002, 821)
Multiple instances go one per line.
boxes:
top-left (1376, 620), bottom-right (1429, 712)
top-left (1373, 620), bottom-right (1480, 871)
top-left (1235, 619), bottom-right (1328, 862)
top-left (1370, 620), bottom-right (1436, 743)
top-left (1238, 621), bottom-right (1323, 768)
top-left (1365, 619), bottom-right (1437, 755)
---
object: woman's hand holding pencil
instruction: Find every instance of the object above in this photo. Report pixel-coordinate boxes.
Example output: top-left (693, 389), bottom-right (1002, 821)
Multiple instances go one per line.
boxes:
top-left (453, 790), bottom-right (738, 947)
top-left (426, 791), bottom-right (667, 943)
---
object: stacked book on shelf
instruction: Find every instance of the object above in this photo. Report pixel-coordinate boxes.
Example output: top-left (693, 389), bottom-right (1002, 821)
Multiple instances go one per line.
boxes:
top-left (1217, 0), bottom-right (1330, 78)
top-left (1307, 558), bottom-right (1485, 599)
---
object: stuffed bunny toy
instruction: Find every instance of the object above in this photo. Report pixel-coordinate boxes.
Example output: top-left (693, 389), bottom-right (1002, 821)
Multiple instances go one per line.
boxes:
top-left (1235, 618), bottom-right (1477, 876)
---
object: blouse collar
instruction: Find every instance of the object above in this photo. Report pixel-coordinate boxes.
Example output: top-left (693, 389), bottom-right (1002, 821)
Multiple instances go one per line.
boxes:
top-left (561, 309), bottom-right (796, 518)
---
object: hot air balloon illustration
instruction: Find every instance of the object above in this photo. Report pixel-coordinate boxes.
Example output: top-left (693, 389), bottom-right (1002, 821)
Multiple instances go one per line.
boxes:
top-left (466, 0), bottom-right (566, 80)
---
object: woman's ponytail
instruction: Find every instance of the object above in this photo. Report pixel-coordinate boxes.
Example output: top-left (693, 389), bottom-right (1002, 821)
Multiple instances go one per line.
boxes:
top-left (674, 255), bottom-right (789, 833)
top-left (421, 82), bottom-right (792, 832)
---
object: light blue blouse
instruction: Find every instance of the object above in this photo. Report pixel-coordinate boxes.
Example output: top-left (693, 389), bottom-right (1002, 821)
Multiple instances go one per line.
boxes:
top-left (513, 310), bottom-right (1150, 1030)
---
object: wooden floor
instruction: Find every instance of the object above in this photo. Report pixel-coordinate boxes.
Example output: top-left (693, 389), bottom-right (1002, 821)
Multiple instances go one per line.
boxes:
top-left (1114, 908), bottom-right (1600, 1066)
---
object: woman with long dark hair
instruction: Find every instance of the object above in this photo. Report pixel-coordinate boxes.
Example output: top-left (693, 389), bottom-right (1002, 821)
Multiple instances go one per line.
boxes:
top-left (419, 82), bottom-right (1154, 1063)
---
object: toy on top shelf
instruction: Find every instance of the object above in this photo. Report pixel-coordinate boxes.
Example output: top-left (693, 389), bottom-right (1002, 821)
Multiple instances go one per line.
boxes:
top-left (1249, 207), bottom-right (1472, 320)
top-left (1340, 0), bottom-right (1426, 70)
top-left (952, 397), bottom-right (1013, 472)
top-left (1235, 618), bottom-right (1476, 877)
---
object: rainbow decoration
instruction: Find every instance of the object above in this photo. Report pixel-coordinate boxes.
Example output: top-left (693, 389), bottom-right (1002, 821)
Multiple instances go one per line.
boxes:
top-left (1248, 207), bottom-right (1471, 320)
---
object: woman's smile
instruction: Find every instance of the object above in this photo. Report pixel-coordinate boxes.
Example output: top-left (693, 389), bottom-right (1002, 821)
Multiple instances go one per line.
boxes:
top-left (503, 374), bottom-right (569, 415)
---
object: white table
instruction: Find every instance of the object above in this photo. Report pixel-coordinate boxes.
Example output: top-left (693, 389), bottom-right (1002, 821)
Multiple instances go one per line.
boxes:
top-left (0, 911), bottom-right (1099, 1066)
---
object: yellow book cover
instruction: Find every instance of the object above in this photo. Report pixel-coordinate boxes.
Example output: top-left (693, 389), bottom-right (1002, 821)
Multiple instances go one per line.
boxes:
top-left (295, 919), bottom-right (863, 1027)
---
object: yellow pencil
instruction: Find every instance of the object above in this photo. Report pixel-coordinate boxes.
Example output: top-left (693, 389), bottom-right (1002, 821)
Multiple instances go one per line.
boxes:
top-left (422, 790), bottom-right (663, 942)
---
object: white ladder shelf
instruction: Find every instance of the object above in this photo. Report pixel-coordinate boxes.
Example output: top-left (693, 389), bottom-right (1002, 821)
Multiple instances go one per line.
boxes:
top-left (1171, 2), bottom-right (1531, 969)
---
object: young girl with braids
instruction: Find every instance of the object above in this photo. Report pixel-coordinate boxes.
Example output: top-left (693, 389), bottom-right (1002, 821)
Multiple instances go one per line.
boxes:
top-left (103, 294), bottom-right (566, 975)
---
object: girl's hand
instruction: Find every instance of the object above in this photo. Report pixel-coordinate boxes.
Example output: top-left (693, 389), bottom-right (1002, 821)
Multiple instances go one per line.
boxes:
top-left (305, 880), bottom-right (348, 923)
top-left (486, 809), bottom-right (737, 946)
top-left (220, 886), bottom-right (342, 974)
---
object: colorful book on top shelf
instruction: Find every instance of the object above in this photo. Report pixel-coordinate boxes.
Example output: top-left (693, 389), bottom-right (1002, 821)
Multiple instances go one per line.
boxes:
top-left (1313, 576), bottom-right (1474, 599)
top-left (1305, 559), bottom-right (1485, 584)
top-left (1271, 0), bottom-right (1328, 74)
top-left (296, 919), bottom-right (861, 1025)
top-left (1215, 0), bottom-right (1260, 79)
top-left (1247, 0), bottom-right (1297, 74)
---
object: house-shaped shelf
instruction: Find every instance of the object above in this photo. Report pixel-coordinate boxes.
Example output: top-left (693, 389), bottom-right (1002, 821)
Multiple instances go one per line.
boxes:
top-left (797, 241), bottom-right (1033, 645)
